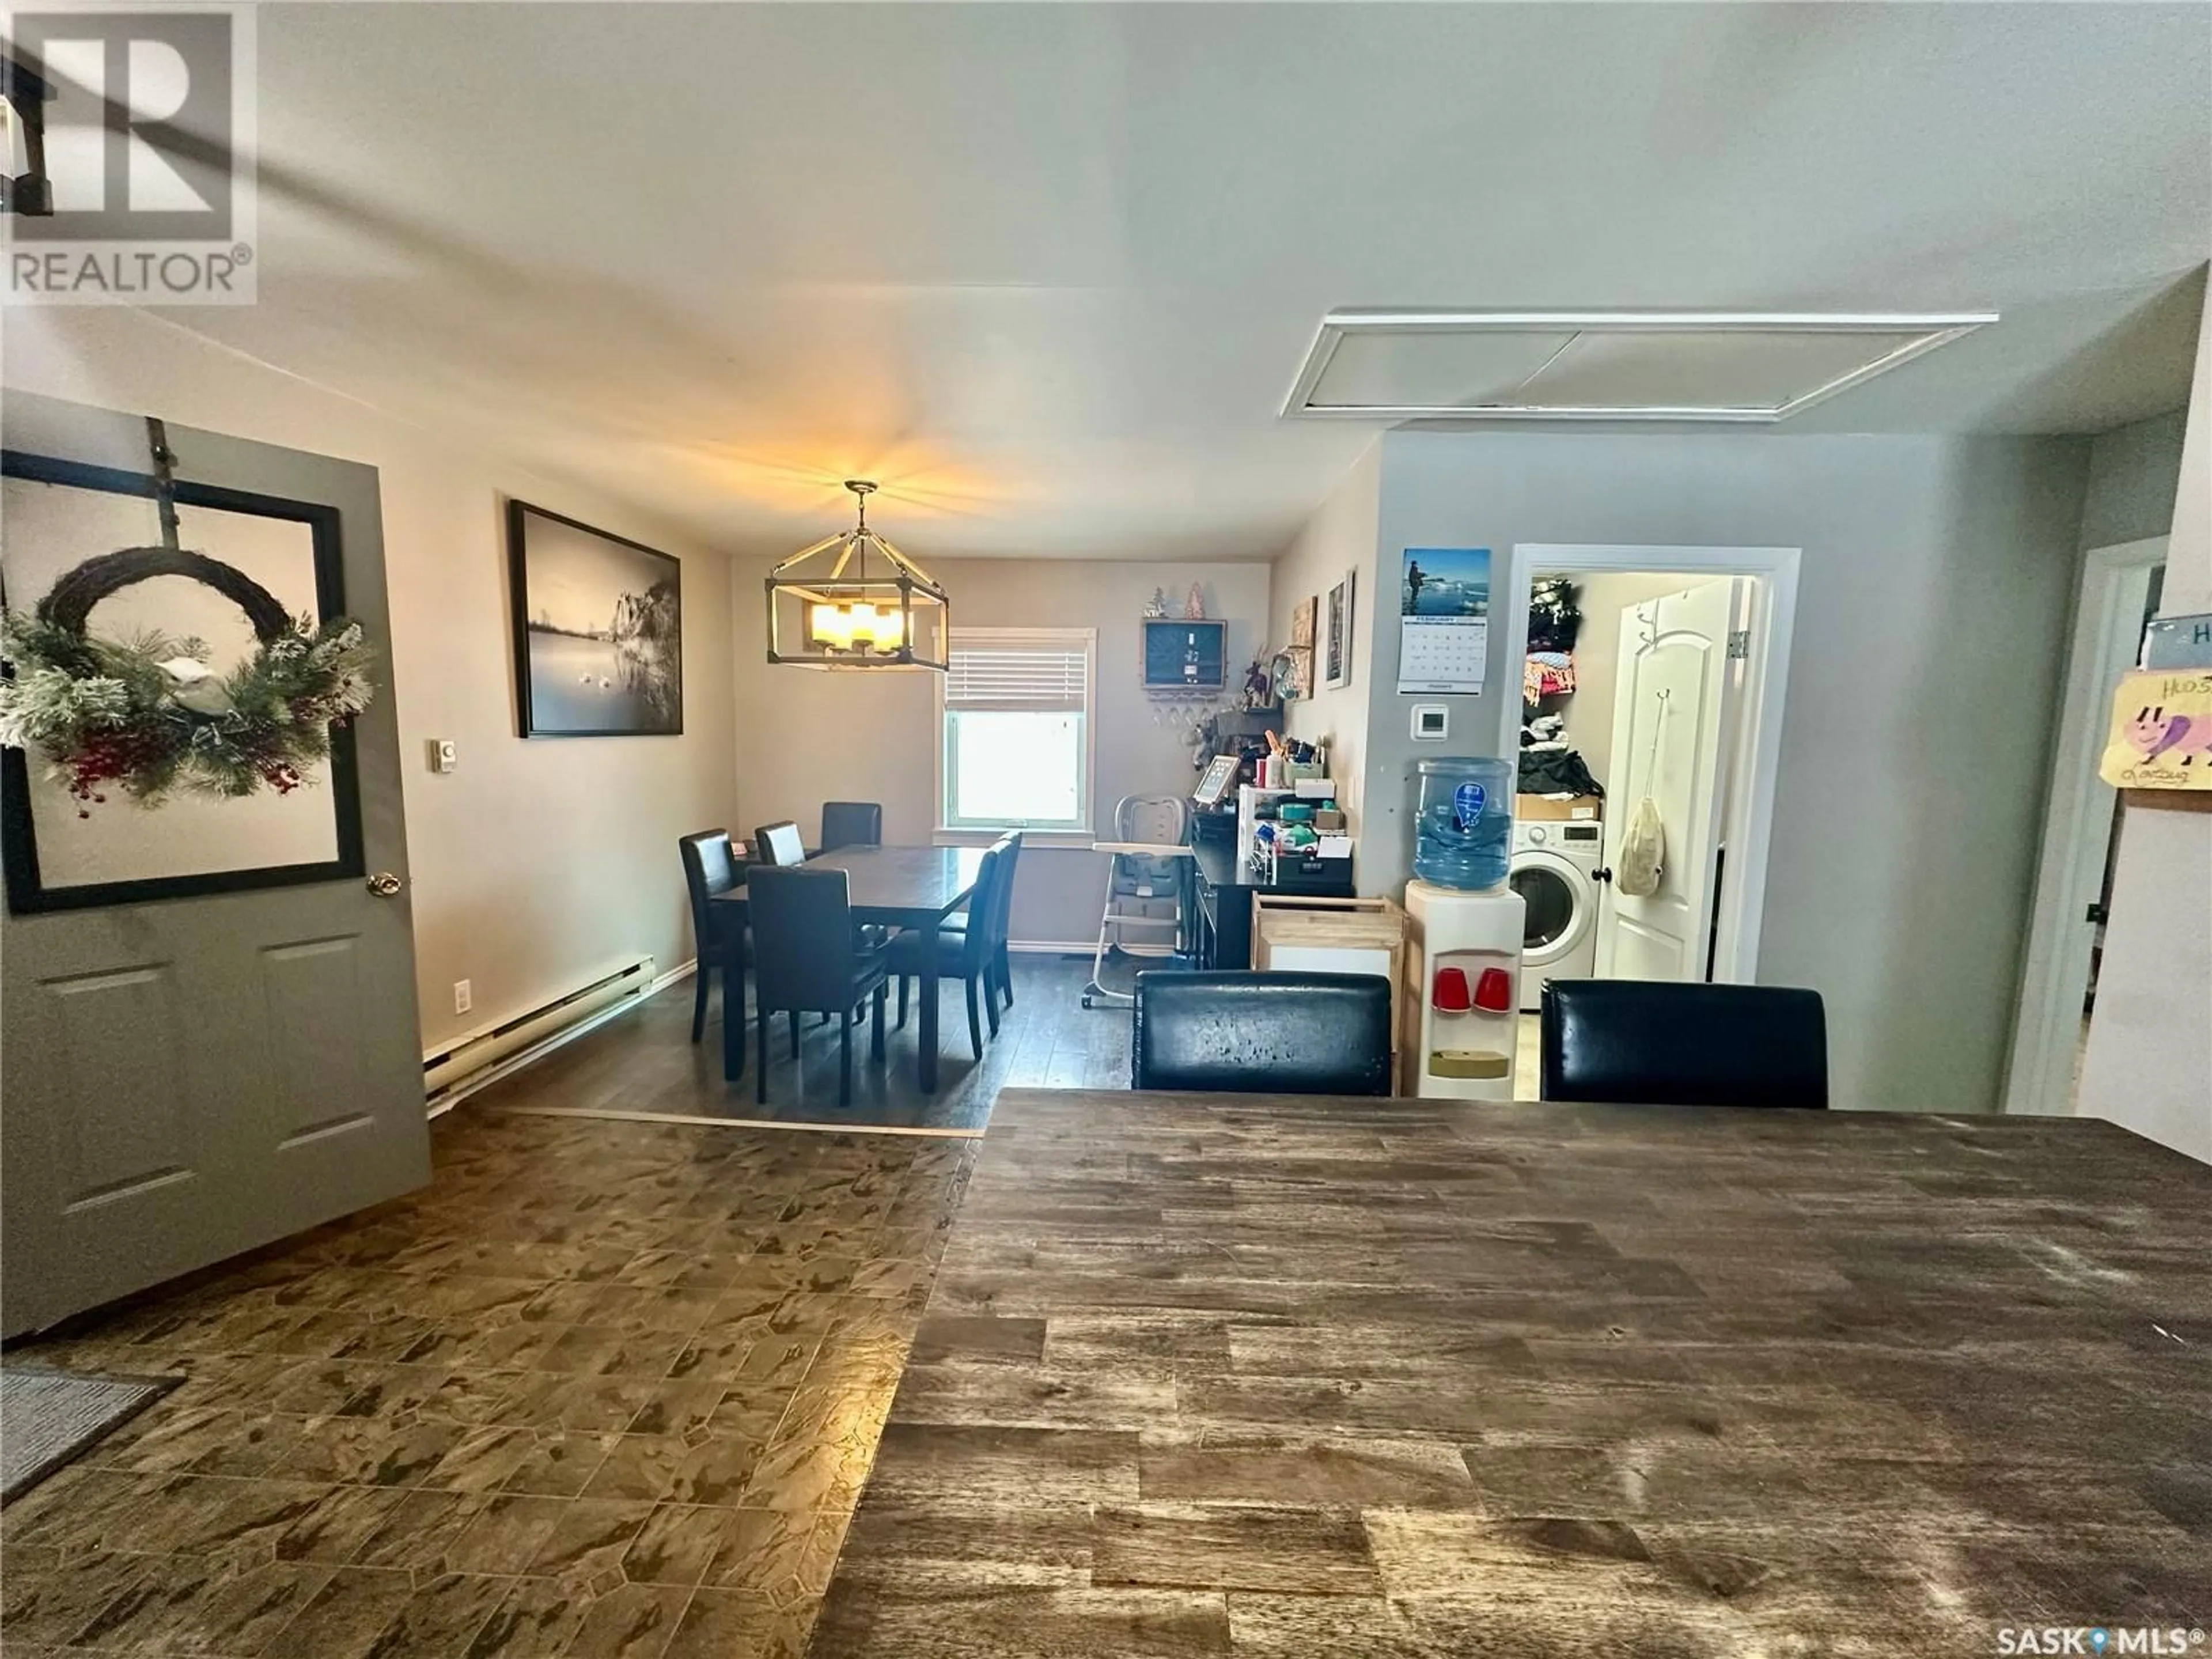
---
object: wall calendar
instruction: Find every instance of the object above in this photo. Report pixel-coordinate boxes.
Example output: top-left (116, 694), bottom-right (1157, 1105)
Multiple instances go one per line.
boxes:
top-left (1396, 546), bottom-right (1491, 695)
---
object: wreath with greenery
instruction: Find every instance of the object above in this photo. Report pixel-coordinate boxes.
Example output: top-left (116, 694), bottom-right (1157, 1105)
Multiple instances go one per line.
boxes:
top-left (0, 546), bottom-right (376, 815)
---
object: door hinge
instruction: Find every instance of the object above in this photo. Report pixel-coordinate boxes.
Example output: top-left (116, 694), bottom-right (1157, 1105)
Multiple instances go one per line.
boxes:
top-left (1726, 630), bottom-right (1751, 661)
top-left (2085, 902), bottom-right (2108, 926)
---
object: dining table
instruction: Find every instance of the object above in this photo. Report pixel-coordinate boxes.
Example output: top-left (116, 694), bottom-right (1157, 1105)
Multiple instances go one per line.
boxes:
top-left (809, 1087), bottom-right (2211, 1654)
top-left (709, 844), bottom-right (987, 1092)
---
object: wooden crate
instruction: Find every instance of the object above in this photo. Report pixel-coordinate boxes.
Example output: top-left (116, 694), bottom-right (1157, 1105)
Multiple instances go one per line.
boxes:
top-left (1250, 893), bottom-right (1408, 1071)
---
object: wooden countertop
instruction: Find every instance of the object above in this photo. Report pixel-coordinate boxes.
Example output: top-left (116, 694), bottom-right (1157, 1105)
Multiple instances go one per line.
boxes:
top-left (812, 1089), bottom-right (2211, 1654)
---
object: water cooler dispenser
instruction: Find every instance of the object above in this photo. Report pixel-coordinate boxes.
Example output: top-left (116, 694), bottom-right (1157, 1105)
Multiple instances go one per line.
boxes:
top-left (1402, 757), bottom-right (1525, 1100)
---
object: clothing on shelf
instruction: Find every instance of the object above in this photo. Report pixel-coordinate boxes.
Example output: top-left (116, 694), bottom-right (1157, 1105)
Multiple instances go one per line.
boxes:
top-left (1520, 745), bottom-right (1605, 798)
top-left (1528, 578), bottom-right (1582, 653)
top-left (1524, 651), bottom-right (1577, 703)
top-left (1520, 688), bottom-right (1603, 798)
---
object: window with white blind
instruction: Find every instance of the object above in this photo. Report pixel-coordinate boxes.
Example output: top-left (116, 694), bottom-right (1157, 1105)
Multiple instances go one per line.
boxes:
top-left (937, 628), bottom-right (1096, 834)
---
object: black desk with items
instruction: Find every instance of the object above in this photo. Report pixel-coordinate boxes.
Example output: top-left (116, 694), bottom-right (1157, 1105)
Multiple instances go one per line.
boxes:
top-left (1184, 811), bottom-right (1354, 970)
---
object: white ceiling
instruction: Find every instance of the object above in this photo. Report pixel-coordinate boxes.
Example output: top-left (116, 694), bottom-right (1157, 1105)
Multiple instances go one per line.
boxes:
top-left (145, 2), bottom-right (2211, 560)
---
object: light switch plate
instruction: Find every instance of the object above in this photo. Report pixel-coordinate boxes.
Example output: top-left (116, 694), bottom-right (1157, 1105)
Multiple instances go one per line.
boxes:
top-left (453, 979), bottom-right (472, 1015)
top-left (1411, 704), bottom-right (1449, 741)
top-left (427, 738), bottom-right (458, 772)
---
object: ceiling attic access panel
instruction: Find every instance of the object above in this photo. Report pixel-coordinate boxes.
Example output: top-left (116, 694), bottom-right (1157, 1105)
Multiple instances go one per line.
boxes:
top-left (1287, 311), bottom-right (1997, 423)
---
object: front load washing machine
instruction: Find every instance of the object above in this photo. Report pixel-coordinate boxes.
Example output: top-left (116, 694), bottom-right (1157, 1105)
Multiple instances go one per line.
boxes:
top-left (1510, 819), bottom-right (1604, 1011)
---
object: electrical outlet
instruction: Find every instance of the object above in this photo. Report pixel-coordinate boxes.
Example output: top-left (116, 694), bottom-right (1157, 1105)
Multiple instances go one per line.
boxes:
top-left (453, 979), bottom-right (472, 1016)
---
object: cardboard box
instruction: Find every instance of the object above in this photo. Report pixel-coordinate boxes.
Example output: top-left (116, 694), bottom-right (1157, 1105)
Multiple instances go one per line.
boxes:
top-left (1517, 793), bottom-right (1603, 822)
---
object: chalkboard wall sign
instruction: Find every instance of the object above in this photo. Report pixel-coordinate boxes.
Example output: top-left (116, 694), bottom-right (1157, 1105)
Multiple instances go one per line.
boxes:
top-left (1142, 618), bottom-right (1226, 692)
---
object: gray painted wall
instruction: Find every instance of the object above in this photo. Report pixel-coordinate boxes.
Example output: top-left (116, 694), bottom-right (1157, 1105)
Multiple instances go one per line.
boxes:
top-left (2077, 409), bottom-right (2187, 551)
top-left (1358, 429), bottom-right (2092, 1115)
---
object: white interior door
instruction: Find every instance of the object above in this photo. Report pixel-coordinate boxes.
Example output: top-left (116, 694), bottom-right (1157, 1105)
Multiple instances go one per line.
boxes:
top-left (1594, 577), bottom-right (1745, 982)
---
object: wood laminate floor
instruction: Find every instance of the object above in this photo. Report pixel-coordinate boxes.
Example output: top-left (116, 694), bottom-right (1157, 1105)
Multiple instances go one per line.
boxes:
top-left (469, 956), bottom-right (1134, 1134)
top-left (814, 1088), bottom-right (2212, 1656)
top-left (1, 1109), bottom-right (978, 1659)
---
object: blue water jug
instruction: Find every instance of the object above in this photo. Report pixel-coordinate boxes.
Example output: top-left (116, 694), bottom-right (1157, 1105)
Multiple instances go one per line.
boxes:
top-left (1412, 756), bottom-right (1514, 891)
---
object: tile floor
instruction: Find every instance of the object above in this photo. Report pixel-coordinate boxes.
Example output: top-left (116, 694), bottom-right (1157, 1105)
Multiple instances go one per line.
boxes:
top-left (1, 1109), bottom-right (976, 1658)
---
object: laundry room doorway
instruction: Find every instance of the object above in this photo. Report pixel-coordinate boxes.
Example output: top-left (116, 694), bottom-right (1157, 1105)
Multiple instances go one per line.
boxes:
top-left (1498, 545), bottom-right (1802, 1097)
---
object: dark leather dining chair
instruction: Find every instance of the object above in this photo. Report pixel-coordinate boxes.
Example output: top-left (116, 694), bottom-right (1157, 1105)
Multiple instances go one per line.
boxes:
top-left (1131, 971), bottom-right (1393, 1096)
top-left (752, 821), bottom-right (806, 868)
top-left (820, 801), bottom-right (883, 851)
top-left (892, 842), bottom-right (1003, 1059)
top-left (744, 866), bottom-right (889, 1107)
top-left (677, 830), bottom-right (744, 1044)
top-left (938, 831), bottom-right (1021, 1012)
top-left (986, 831), bottom-right (1022, 1010)
top-left (1539, 980), bottom-right (1830, 1109)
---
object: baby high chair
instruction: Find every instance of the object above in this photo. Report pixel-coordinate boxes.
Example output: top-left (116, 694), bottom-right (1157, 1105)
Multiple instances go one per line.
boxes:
top-left (1083, 793), bottom-right (1194, 1008)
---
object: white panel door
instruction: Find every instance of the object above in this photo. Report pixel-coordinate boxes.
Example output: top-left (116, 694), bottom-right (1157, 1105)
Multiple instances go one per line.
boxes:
top-left (1594, 578), bottom-right (1745, 983)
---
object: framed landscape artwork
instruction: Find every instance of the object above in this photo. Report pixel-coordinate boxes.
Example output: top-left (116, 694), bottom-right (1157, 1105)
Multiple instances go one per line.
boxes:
top-left (507, 501), bottom-right (683, 737)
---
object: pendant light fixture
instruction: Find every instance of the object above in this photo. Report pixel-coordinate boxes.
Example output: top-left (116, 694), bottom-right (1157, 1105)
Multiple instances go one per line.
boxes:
top-left (765, 480), bottom-right (949, 671)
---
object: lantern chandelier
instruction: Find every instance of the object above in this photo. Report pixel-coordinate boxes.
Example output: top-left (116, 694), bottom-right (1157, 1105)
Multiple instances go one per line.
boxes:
top-left (764, 480), bottom-right (949, 671)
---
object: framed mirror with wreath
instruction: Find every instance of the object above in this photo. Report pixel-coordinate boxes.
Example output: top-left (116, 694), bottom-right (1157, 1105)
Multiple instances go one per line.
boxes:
top-left (0, 430), bottom-right (374, 914)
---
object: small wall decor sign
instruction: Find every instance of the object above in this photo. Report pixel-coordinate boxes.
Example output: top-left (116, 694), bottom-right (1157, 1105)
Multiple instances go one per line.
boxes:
top-left (2099, 668), bottom-right (2212, 791)
top-left (2142, 611), bottom-right (2212, 671)
top-left (1141, 617), bottom-right (1226, 692)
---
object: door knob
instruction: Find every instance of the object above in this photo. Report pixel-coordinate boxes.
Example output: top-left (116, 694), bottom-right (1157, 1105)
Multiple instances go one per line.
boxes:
top-left (366, 872), bottom-right (404, 897)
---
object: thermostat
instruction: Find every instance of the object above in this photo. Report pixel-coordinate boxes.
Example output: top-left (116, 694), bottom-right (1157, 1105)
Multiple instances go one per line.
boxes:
top-left (1411, 704), bottom-right (1449, 741)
